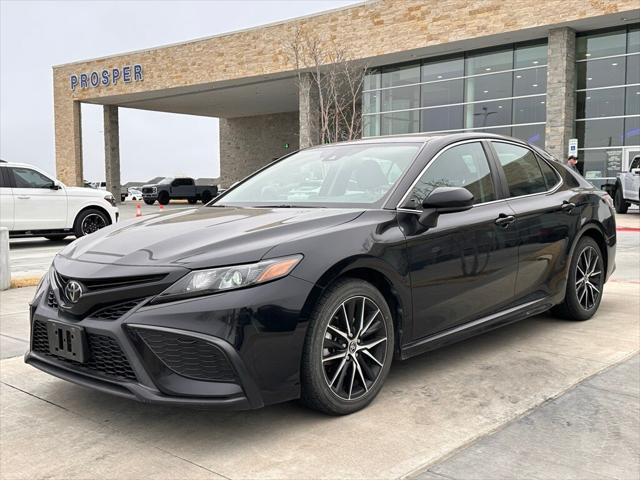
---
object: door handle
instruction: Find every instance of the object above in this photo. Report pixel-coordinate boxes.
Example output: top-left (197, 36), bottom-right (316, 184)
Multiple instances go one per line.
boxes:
top-left (561, 201), bottom-right (576, 213)
top-left (17, 195), bottom-right (30, 200)
top-left (495, 214), bottom-right (516, 227)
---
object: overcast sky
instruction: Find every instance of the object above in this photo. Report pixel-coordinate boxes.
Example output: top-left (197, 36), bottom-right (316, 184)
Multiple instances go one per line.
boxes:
top-left (0, 0), bottom-right (359, 183)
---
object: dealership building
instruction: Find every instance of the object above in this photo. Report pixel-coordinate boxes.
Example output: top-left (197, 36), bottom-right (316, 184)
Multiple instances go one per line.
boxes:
top-left (52, 0), bottom-right (640, 196)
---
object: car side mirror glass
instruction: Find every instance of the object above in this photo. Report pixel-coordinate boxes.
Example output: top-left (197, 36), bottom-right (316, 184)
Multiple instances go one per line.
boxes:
top-left (48, 182), bottom-right (61, 190)
top-left (418, 187), bottom-right (474, 228)
top-left (631, 168), bottom-right (640, 175)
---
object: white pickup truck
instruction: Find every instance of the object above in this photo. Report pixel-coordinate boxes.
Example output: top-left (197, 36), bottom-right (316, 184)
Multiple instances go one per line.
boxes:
top-left (0, 161), bottom-right (119, 240)
top-left (613, 154), bottom-right (640, 214)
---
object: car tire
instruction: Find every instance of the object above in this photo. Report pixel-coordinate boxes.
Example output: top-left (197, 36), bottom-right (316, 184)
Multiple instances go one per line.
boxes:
top-left (73, 208), bottom-right (110, 238)
top-left (201, 190), bottom-right (213, 204)
top-left (300, 278), bottom-right (394, 415)
top-left (44, 235), bottom-right (67, 241)
top-left (143, 198), bottom-right (155, 205)
top-left (553, 236), bottom-right (604, 321)
top-left (614, 186), bottom-right (629, 214)
top-left (158, 191), bottom-right (170, 205)
top-left (187, 198), bottom-right (198, 205)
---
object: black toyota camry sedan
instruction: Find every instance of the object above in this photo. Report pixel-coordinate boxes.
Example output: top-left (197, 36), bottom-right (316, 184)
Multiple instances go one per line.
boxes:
top-left (26, 133), bottom-right (616, 415)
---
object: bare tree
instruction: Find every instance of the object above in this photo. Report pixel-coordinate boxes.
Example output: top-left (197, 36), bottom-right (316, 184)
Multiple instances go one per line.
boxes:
top-left (286, 26), bottom-right (367, 145)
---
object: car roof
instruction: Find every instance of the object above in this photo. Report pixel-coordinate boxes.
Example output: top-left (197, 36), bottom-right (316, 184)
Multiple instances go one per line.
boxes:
top-left (310, 132), bottom-right (530, 147)
top-left (0, 161), bottom-right (42, 168)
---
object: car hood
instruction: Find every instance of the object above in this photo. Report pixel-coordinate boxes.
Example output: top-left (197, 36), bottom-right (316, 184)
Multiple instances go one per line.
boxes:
top-left (58, 206), bottom-right (364, 269)
top-left (64, 186), bottom-right (113, 197)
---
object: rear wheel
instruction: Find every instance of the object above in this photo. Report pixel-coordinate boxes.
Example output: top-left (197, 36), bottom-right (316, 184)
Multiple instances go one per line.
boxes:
top-left (300, 279), bottom-right (394, 415)
top-left (614, 186), bottom-right (629, 214)
top-left (157, 191), bottom-right (170, 205)
top-left (201, 190), bottom-right (213, 204)
top-left (553, 236), bottom-right (604, 321)
top-left (74, 209), bottom-right (109, 238)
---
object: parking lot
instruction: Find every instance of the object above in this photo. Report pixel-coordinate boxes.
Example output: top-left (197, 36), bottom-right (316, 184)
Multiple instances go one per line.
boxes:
top-left (1, 209), bottom-right (638, 479)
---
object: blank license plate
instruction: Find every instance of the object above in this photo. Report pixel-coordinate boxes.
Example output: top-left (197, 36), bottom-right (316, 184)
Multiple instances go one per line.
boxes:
top-left (46, 321), bottom-right (87, 363)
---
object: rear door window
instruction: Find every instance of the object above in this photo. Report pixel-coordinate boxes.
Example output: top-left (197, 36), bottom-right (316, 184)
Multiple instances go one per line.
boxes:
top-left (491, 142), bottom-right (548, 197)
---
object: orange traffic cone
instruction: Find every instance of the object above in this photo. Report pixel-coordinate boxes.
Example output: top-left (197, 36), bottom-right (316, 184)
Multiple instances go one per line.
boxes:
top-left (136, 204), bottom-right (142, 217)
top-left (159, 204), bottom-right (164, 211)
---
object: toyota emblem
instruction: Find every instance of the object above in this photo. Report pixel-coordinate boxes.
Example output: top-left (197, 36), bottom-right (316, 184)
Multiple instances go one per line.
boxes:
top-left (64, 280), bottom-right (83, 304)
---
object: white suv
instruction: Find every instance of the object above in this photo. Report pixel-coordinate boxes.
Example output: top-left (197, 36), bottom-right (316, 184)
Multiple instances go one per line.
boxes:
top-left (614, 155), bottom-right (640, 214)
top-left (0, 161), bottom-right (118, 239)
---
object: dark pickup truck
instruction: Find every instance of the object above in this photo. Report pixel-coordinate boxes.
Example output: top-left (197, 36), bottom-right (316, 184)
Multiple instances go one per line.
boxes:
top-left (141, 177), bottom-right (218, 205)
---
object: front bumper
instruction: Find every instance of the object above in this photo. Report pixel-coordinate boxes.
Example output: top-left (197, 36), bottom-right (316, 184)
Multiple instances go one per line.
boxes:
top-left (25, 270), bottom-right (314, 409)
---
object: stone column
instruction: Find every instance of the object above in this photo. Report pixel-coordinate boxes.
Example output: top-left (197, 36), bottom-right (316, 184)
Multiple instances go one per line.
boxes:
top-left (298, 73), bottom-right (320, 148)
top-left (54, 98), bottom-right (83, 186)
top-left (545, 27), bottom-right (576, 160)
top-left (103, 105), bottom-right (121, 204)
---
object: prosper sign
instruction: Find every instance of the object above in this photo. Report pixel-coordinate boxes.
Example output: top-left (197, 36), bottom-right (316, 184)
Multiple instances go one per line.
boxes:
top-left (70, 64), bottom-right (143, 91)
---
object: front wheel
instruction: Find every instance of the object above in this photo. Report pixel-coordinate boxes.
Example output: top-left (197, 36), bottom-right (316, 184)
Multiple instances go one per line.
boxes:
top-left (614, 186), bottom-right (629, 214)
top-left (73, 209), bottom-right (109, 238)
top-left (157, 191), bottom-right (170, 205)
top-left (143, 198), bottom-right (155, 205)
top-left (300, 279), bottom-right (394, 415)
top-left (553, 237), bottom-right (604, 321)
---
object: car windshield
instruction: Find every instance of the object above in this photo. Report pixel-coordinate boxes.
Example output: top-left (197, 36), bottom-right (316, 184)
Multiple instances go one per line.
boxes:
top-left (215, 143), bottom-right (422, 208)
top-left (157, 177), bottom-right (174, 184)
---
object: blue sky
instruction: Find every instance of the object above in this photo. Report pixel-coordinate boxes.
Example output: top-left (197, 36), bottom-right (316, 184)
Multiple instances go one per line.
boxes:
top-left (0, 0), bottom-right (359, 182)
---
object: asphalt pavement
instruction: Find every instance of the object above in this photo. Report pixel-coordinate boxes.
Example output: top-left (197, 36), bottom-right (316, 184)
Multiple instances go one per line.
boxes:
top-left (0, 209), bottom-right (638, 478)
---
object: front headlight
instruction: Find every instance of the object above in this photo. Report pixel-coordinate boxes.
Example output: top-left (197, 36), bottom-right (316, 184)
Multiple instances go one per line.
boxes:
top-left (104, 194), bottom-right (116, 207)
top-left (154, 255), bottom-right (303, 303)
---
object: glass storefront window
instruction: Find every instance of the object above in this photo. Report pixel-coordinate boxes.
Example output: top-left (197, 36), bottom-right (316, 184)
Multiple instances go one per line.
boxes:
top-left (513, 96), bottom-right (546, 124)
top-left (477, 126), bottom-right (512, 137)
top-left (465, 71), bottom-right (512, 102)
top-left (363, 91), bottom-right (379, 115)
top-left (380, 85), bottom-right (420, 112)
top-left (514, 43), bottom-right (547, 68)
top-left (625, 116), bottom-right (640, 146)
top-left (513, 67), bottom-right (547, 96)
top-left (465, 48), bottom-right (513, 75)
top-left (363, 115), bottom-right (380, 137)
top-left (421, 79), bottom-right (463, 107)
top-left (580, 149), bottom-right (623, 181)
top-left (628, 25), bottom-right (639, 53)
top-left (577, 87), bottom-right (625, 119)
top-left (421, 105), bottom-right (463, 132)
top-left (577, 56), bottom-right (626, 89)
top-left (364, 71), bottom-right (380, 91)
top-left (626, 87), bottom-right (640, 115)
top-left (576, 29), bottom-right (626, 60)
top-left (380, 64), bottom-right (420, 89)
top-left (577, 118), bottom-right (624, 148)
top-left (380, 111), bottom-right (419, 135)
top-left (421, 57), bottom-right (464, 82)
top-left (465, 100), bottom-right (512, 128)
top-left (513, 124), bottom-right (545, 146)
top-left (627, 54), bottom-right (639, 84)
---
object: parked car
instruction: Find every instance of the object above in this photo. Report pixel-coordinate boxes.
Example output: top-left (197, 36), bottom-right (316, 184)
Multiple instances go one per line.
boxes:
top-left (127, 188), bottom-right (143, 201)
top-left (26, 133), bottom-right (615, 414)
top-left (0, 162), bottom-right (118, 239)
top-left (613, 154), bottom-right (640, 213)
top-left (141, 177), bottom-right (218, 205)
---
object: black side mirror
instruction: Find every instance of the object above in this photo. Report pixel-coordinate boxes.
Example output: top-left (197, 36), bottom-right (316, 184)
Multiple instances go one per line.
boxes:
top-left (419, 187), bottom-right (474, 227)
top-left (48, 183), bottom-right (61, 190)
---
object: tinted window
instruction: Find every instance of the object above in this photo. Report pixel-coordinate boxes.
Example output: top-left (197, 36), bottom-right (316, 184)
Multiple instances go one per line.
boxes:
top-left (631, 157), bottom-right (640, 170)
top-left (11, 167), bottom-right (54, 189)
top-left (492, 142), bottom-right (547, 197)
top-left (406, 142), bottom-right (496, 208)
top-left (537, 157), bottom-right (560, 189)
top-left (0, 168), bottom-right (9, 188)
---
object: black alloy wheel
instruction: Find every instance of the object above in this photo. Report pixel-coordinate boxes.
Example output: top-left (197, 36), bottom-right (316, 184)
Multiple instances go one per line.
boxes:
top-left (301, 279), bottom-right (394, 414)
top-left (74, 209), bottom-right (109, 238)
top-left (158, 191), bottom-right (170, 205)
top-left (553, 236), bottom-right (604, 321)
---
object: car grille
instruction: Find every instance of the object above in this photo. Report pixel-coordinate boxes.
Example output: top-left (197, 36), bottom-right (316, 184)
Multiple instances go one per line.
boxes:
top-left (142, 187), bottom-right (155, 194)
top-left (136, 329), bottom-right (236, 382)
top-left (32, 320), bottom-right (137, 382)
top-left (53, 270), bottom-right (165, 292)
top-left (92, 299), bottom-right (144, 320)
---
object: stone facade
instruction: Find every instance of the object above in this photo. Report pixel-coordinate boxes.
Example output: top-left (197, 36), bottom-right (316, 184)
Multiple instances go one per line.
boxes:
top-left (545, 28), bottom-right (577, 161)
top-left (219, 111), bottom-right (299, 187)
top-left (51, 0), bottom-right (639, 185)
